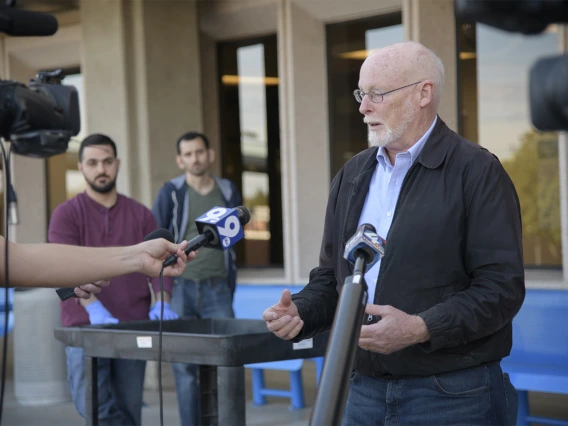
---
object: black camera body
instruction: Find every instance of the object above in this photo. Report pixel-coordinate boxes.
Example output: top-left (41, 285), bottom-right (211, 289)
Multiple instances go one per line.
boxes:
top-left (455, 0), bottom-right (568, 131)
top-left (0, 70), bottom-right (81, 158)
top-left (1, 3), bottom-right (79, 158)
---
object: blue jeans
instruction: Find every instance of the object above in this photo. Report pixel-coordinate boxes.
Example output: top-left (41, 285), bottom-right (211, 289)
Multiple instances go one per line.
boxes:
top-left (170, 277), bottom-right (235, 426)
top-left (65, 346), bottom-right (146, 426)
top-left (342, 362), bottom-right (518, 426)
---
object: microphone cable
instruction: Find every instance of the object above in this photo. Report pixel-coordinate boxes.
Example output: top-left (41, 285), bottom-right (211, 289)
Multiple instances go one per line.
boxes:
top-left (158, 266), bottom-right (165, 426)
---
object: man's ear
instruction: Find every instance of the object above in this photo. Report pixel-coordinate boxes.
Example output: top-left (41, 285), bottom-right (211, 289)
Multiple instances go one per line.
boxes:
top-left (420, 81), bottom-right (435, 108)
top-left (208, 148), bottom-right (216, 163)
top-left (175, 155), bottom-right (185, 170)
top-left (77, 162), bottom-right (83, 172)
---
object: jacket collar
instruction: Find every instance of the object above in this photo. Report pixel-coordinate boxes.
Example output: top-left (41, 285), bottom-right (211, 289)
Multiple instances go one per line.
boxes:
top-left (342, 115), bottom-right (450, 244)
top-left (350, 114), bottom-right (450, 180)
top-left (415, 115), bottom-right (450, 169)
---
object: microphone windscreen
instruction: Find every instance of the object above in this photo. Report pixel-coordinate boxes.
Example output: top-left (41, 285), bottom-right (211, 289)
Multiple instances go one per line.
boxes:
top-left (235, 206), bottom-right (251, 225)
top-left (144, 228), bottom-right (175, 243)
top-left (360, 223), bottom-right (376, 233)
top-left (0, 6), bottom-right (58, 36)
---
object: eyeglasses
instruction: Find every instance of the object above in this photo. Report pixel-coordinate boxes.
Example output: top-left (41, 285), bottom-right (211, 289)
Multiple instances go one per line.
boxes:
top-left (353, 81), bottom-right (423, 104)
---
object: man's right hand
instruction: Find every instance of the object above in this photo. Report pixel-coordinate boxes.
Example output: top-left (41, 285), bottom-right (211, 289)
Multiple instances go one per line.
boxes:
top-left (262, 289), bottom-right (304, 340)
top-left (74, 279), bottom-right (110, 299)
top-left (84, 300), bottom-right (119, 325)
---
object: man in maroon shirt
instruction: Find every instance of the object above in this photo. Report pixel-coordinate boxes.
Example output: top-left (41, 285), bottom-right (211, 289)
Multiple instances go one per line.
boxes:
top-left (48, 133), bottom-right (176, 426)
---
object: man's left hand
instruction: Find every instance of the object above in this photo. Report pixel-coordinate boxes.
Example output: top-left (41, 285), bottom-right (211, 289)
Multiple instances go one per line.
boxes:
top-left (358, 304), bottom-right (430, 354)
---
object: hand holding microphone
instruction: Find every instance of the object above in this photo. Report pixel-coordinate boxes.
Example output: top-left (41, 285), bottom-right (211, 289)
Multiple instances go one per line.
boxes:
top-left (55, 279), bottom-right (111, 301)
top-left (55, 230), bottom-right (192, 302)
top-left (162, 205), bottom-right (251, 267)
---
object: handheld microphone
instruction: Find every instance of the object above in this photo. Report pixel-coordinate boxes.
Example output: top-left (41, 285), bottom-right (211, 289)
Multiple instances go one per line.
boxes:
top-left (0, 5), bottom-right (59, 36)
top-left (162, 205), bottom-right (251, 267)
top-left (55, 228), bottom-right (175, 301)
top-left (343, 223), bottom-right (386, 270)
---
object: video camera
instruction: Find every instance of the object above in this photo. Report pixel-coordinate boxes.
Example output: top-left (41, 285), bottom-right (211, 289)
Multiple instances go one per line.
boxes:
top-left (455, 0), bottom-right (568, 131)
top-left (0, 2), bottom-right (80, 158)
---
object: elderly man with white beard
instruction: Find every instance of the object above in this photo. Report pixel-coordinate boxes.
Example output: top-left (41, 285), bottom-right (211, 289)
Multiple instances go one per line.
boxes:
top-left (262, 41), bottom-right (525, 425)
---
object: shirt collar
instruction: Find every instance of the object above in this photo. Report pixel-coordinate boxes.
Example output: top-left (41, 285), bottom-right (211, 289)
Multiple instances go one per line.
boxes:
top-left (376, 115), bottom-right (438, 165)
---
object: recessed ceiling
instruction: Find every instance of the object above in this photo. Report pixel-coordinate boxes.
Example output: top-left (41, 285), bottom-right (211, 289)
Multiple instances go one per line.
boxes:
top-left (11, 0), bottom-right (79, 14)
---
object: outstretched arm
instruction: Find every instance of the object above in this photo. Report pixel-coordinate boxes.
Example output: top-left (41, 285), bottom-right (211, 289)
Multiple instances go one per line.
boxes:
top-left (0, 236), bottom-right (194, 288)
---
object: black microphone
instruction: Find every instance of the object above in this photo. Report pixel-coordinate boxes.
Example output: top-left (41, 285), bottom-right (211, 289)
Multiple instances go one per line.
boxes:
top-left (162, 205), bottom-right (251, 267)
top-left (0, 5), bottom-right (58, 36)
top-left (55, 228), bottom-right (176, 301)
top-left (343, 223), bottom-right (386, 274)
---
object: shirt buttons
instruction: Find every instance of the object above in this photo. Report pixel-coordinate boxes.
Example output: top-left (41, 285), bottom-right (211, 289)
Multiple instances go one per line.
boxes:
top-left (386, 212), bottom-right (392, 217)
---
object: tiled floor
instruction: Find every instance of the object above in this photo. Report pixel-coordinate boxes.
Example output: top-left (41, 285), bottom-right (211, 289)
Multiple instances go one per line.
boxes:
top-left (3, 362), bottom-right (568, 426)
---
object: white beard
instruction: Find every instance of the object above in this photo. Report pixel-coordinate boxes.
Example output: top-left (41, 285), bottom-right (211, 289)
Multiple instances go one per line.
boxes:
top-left (367, 99), bottom-right (417, 148)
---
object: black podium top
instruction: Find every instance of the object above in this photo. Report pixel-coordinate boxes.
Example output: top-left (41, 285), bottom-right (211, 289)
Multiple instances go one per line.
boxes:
top-left (55, 318), bottom-right (328, 366)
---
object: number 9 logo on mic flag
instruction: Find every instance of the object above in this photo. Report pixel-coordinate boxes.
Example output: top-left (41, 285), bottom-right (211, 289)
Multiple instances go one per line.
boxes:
top-left (195, 206), bottom-right (245, 250)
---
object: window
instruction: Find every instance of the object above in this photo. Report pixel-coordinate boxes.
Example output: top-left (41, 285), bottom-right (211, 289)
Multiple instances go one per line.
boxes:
top-left (326, 13), bottom-right (404, 178)
top-left (218, 35), bottom-right (283, 268)
top-left (457, 23), bottom-right (561, 268)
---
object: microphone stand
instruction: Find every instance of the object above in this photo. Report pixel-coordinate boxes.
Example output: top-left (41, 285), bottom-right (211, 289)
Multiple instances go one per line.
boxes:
top-left (309, 252), bottom-right (370, 426)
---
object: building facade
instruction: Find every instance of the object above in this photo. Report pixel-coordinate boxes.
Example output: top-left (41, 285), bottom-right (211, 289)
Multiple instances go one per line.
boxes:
top-left (1, 0), bottom-right (567, 289)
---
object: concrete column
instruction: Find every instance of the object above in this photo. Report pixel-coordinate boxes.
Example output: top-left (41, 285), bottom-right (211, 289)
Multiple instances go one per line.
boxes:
top-left (278, 0), bottom-right (330, 283)
top-left (80, 0), bottom-right (203, 206)
top-left (80, 0), bottom-right (133, 196)
top-left (402, 0), bottom-right (458, 131)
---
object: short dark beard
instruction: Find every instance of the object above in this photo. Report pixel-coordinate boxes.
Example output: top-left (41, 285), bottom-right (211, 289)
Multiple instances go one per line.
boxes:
top-left (86, 177), bottom-right (116, 194)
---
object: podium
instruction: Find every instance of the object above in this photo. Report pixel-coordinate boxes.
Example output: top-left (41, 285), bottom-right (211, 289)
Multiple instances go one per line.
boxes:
top-left (55, 318), bottom-right (328, 426)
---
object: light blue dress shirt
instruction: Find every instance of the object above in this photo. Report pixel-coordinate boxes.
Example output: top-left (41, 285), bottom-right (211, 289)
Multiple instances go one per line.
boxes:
top-left (358, 116), bottom-right (437, 304)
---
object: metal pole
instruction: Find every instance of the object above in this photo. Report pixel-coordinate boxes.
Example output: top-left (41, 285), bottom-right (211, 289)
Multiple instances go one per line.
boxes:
top-left (309, 257), bottom-right (368, 426)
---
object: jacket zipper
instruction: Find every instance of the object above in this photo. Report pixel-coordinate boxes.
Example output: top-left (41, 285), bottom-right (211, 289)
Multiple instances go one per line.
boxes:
top-left (371, 160), bottom-right (419, 373)
top-left (374, 160), bottom-right (419, 299)
top-left (171, 190), bottom-right (179, 243)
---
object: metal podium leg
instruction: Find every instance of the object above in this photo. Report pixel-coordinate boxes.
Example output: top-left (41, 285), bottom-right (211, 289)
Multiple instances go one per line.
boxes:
top-left (217, 366), bottom-right (246, 426)
top-left (200, 365), bottom-right (218, 426)
top-left (85, 356), bottom-right (99, 426)
top-left (199, 365), bottom-right (246, 426)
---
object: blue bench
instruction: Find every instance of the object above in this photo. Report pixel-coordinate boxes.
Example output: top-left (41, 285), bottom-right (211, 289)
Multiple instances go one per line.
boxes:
top-left (233, 284), bottom-right (324, 409)
top-left (501, 289), bottom-right (568, 426)
top-left (0, 288), bottom-right (14, 337)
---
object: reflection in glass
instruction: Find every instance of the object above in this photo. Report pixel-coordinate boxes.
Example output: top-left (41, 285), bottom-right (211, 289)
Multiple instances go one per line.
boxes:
top-left (458, 23), bottom-right (561, 267)
top-left (237, 44), bottom-right (271, 245)
top-left (218, 35), bottom-right (283, 268)
top-left (327, 14), bottom-right (404, 178)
